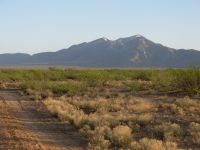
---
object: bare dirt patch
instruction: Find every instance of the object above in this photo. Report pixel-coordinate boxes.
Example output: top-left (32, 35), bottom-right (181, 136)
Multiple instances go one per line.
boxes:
top-left (0, 89), bottom-right (87, 150)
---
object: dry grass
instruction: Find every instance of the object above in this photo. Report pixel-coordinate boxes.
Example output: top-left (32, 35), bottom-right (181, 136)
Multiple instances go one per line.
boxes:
top-left (175, 96), bottom-right (199, 113)
top-left (44, 96), bottom-right (156, 149)
top-left (125, 99), bottom-right (155, 113)
top-left (188, 122), bottom-right (200, 144)
top-left (43, 91), bottom-right (200, 149)
top-left (130, 138), bottom-right (180, 150)
top-left (44, 98), bottom-right (86, 127)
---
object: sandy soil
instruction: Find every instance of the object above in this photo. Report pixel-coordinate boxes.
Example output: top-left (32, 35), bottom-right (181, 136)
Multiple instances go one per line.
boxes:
top-left (0, 90), bottom-right (87, 150)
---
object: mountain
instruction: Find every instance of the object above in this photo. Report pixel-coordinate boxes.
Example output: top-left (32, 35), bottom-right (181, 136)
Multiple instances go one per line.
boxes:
top-left (0, 35), bottom-right (200, 67)
top-left (0, 53), bottom-right (31, 65)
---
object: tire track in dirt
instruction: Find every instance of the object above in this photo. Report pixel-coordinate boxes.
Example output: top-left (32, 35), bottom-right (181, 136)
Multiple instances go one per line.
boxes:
top-left (0, 90), bottom-right (87, 150)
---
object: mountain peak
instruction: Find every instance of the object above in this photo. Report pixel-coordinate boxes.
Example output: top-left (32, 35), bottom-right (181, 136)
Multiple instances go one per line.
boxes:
top-left (91, 35), bottom-right (145, 44)
top-left (115, 34), bottom-right (147, 44)
top-left (134, 34), bottom-right (143, 38)
top-left (129, 34), bottom-right (146, 40)
top-left (102, 37), bottom-right (109, 41)
top-left (90, 37), bottom-right (110, 44)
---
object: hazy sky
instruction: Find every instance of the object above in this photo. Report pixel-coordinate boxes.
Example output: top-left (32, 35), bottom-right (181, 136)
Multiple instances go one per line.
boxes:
top-left (0, 0), bottom-right (200, 54)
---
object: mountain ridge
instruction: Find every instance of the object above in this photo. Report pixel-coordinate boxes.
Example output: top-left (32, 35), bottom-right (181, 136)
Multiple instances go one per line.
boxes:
top-left (0, 35), bottom-right (200, 67)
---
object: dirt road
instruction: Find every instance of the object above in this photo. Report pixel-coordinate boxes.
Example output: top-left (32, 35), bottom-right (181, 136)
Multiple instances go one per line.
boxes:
top-left (0, 90), bottom-right (87, 150)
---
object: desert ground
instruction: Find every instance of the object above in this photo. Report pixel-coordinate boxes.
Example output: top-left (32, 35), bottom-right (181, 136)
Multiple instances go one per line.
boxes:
top-left (0, 89), bottom-right (87, 150)
top-left (0, 68), bottom-right (199, 150)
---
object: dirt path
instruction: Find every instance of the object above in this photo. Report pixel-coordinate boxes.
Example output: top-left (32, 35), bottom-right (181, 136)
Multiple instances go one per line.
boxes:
top-left (0, 90), bottom-right (87, 150)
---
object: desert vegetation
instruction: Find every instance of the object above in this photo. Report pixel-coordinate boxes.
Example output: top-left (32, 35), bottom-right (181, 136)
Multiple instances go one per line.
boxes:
top-left (44, 95), bottom-right (199, 149)
top-left (0, 68), bottom-right (199, 149)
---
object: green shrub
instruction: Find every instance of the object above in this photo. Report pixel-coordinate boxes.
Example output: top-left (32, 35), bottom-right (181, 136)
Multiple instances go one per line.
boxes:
top-left (1, 68), bottom-right (200, 96)
top-left (51, 82), bottom-right (81, 95)
top-left (151, 68), bottom-right (200, 95)
top-left (172, 69), bottom-right (200, 95)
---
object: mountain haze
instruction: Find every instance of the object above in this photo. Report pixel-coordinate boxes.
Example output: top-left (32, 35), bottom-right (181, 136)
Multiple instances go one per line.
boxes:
top-left (1, 35), bottom-right (200, 67)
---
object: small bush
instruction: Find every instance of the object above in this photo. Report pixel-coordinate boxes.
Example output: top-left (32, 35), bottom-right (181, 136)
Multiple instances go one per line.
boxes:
top-left (153, 123), bottom-right (181, 140)
top-left (51, 82), bottom-right (81, 95)
top-left (111, 125), bottom-right (132, 147)
top-left (126, 99), bottom-right (155, 113)
top-left (136, 113), bottom-right (153, 126)
top-left (175, 97), bottom-right (198, 109)
top-left (88, 126), bottom-right (111, 149)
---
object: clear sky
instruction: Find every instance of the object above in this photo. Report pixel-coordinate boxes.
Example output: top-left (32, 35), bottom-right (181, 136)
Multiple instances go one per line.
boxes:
top-left (0, 0), bottom-right (200, 54)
